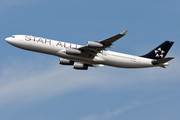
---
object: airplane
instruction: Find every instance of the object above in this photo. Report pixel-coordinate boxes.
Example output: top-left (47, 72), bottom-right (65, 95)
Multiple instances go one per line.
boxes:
top-left (5, 30), bottom-right (174, 70)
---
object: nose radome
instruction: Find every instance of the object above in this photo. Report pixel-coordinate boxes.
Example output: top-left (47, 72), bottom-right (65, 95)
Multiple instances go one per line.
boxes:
top-left (5, 37), bottom-right (13, 43)
top-left (5, 37), bottom-right (10, 42)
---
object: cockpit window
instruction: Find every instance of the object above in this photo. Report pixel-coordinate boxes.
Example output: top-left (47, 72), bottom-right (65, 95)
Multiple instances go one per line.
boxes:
top-left (11, 36), bottom-right (15, 38)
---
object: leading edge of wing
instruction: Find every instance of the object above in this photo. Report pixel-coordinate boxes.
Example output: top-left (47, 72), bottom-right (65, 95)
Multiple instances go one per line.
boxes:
top-left (79, 29), bottom-right (128, 51)
top-left (99, 30), bottom-right (128, 45)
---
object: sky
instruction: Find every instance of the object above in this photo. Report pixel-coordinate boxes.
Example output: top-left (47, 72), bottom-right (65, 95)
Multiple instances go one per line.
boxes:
top-left (0, 0), bottom-right (180, 120)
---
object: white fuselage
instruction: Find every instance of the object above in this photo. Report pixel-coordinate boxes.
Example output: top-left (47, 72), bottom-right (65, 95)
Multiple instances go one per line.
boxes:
top-left (5, 35), bottom-right (156, 68)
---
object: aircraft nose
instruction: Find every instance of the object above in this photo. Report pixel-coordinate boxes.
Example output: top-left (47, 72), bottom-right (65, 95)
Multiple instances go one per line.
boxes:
top-left (5, 37), bottom-right (10, 42)
top-left (5, 37), bottom-right (12, 43)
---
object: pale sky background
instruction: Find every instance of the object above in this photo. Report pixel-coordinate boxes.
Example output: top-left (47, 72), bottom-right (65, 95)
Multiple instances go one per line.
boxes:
top-left (0, 0), bottom-right (180, 120)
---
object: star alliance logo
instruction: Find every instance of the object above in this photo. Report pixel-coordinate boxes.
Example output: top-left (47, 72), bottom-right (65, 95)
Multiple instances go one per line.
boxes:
top-left (154, 47), bottom-right (165, 58)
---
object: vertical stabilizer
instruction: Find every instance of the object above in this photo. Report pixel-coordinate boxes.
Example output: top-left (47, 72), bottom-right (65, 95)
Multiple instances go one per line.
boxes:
top-left (141, 41), bottom-right (174, 59)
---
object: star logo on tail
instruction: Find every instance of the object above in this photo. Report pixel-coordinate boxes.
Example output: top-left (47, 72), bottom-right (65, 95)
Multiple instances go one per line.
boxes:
top-left (154, 47), bottom-right (165, 58)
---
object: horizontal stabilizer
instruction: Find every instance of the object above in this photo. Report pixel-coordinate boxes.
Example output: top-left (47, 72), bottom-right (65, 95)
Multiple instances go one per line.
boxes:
top-left (152, 57), bottom-right (174, 65)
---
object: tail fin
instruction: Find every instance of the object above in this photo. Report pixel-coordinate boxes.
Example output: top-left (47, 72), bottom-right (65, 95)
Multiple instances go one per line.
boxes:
top-left (141, 41), bottom-right (174, 59)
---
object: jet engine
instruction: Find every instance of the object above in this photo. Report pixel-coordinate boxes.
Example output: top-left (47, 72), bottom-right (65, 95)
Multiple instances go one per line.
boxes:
top-left (88, 41), bottom-right (103, 48)
top-left (73, 63), bottom-right (88, 70)
top-left (66, 48), bottom-right (81, 55)
top-left (59, 58), bottom-right (74, 65)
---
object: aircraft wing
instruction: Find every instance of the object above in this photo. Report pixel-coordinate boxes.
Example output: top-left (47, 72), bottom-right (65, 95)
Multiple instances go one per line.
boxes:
top-left (99, 30), bottom-right (128, 45)
top-left (78, 30), bottom-right (128, 57)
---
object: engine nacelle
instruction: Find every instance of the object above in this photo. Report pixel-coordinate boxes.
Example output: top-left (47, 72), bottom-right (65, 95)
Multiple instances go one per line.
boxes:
top-left (73, 63), bottom-right (88, 70)
top-left (66, 48), bottom-right (81, 55)
top-left (59, 58), bottom-right (74, 65)
top-left (88, 41), bottom-right (103, 48)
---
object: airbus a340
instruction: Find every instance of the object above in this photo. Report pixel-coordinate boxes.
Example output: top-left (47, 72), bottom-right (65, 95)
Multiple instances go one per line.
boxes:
top-left (5, 30), bottom-right (174, 70)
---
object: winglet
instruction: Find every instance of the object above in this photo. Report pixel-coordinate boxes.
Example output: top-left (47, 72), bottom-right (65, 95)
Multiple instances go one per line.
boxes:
top-left (120, 30), bottom-right (128, 35)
